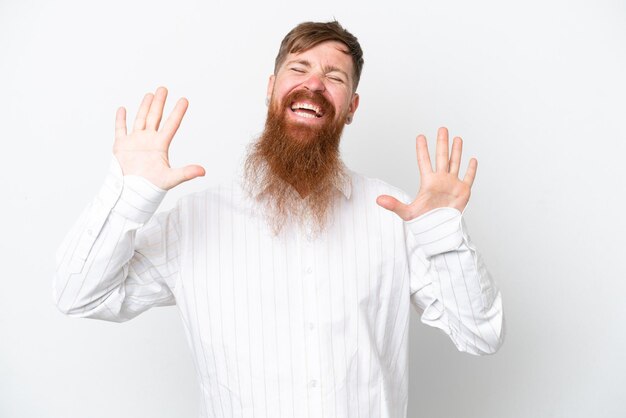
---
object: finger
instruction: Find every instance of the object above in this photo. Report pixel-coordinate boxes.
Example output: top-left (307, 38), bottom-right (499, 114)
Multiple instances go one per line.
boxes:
top-left (161, 97), bottom-right (189, 144)
top-left (435, 126), bottom-right (449, 172)
top-left (463, 158), bottom-right (478, 186)
top-left (166, 164), bottom-right (206, 189)
top-left (449, 136), bottom-right (463, 176)
top-left (133, 92), bottom-right (154, 132)
top-left (115, 107), bottom-right (127, 139)
top-left (416, 135), bottom-right (433, 177)
top-left (146, 86), bottom-right (168, 131)
top-left (376, 195), bottom-right (411, 220)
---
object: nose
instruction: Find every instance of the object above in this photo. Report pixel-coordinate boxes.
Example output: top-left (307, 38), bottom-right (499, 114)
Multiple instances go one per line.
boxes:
top-left (302, 73), bottom-right (325, 92)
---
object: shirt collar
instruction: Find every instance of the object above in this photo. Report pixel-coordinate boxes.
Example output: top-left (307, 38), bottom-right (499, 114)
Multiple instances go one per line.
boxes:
top-left (333, 165), bottom-right (352, 200)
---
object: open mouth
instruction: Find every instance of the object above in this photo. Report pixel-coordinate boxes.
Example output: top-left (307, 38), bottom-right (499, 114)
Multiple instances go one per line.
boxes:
top-left (290, 101), bottom-right (324, 119)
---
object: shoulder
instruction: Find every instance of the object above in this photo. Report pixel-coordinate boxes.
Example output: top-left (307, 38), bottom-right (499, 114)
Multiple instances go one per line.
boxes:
top-left (348, 170), bottom-right (412, 204)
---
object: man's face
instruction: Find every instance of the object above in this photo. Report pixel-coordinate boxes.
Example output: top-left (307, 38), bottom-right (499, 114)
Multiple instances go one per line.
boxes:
top-left (266, 40), bottom-right (360, 134)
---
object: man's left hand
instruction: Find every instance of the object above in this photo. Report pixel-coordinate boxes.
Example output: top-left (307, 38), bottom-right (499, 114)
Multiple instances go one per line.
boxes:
top-left (377, 127), bottom-right (477, 221)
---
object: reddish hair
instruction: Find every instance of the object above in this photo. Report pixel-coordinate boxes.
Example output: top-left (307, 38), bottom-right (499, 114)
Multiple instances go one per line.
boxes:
top-left (274, 21), bottom-right (364, 91)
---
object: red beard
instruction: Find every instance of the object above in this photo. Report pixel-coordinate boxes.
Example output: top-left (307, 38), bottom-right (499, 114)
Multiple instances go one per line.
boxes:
top-left (244, 89), bottom-right (349, 234)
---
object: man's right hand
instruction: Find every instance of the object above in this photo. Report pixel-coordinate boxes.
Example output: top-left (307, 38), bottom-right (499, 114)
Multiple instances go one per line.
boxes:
top-left (113, 86), bottom-right (205, 190)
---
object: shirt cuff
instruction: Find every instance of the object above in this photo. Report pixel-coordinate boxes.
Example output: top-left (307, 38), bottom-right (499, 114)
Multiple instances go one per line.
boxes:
top-left (107, 158), bottom-right (167, 224)
top-left (405, 207), bottom-right (464, 256)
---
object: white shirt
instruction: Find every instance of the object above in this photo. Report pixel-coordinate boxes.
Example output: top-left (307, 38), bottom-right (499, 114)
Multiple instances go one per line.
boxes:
top-left (54, 159), bottom-right (504, 418)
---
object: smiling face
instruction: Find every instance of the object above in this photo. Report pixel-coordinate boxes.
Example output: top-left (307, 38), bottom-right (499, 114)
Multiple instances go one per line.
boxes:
top-left (267, 40), bottom-right (360, 132)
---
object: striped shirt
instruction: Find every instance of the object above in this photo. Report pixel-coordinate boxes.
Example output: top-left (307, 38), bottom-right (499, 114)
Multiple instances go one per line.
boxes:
top-left (54, 159), bottom-right (504, 418)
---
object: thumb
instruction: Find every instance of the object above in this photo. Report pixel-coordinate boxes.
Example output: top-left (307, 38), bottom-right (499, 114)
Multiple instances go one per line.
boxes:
top-left (376, 195), bottom-right (410, 220)
top-left (167, 164), bottom-right (206, 189)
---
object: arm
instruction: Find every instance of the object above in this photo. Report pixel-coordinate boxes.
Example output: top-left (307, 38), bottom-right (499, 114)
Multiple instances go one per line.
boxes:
top-left (378, 127), bottom-right (504, 354)
top-left (53, 87), bottom-right (204, 321)
top-left (53, 162), bottom-right (176, 321)
top-left (405, 207), bottom-right (504, 354)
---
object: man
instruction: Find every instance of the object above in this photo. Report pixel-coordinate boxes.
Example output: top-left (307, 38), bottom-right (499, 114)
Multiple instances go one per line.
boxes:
top-left (55, 21), bottom-right (503, 418)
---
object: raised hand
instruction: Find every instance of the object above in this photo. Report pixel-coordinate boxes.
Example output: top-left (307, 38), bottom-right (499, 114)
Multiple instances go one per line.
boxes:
top-left (113, 86), bottom-right (205, 190)
top-left (376, 127), bottom-right (477, 221)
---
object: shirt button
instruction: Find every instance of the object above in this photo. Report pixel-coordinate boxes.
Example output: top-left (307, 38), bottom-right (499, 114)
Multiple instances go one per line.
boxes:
top-left (86, 229), bottom-right (93, 236)
top-left (306, 267), bottom-right (313, 274)
top-left (309, 379), bottom-right (318, 388)
top-left (307, 323), bottom-right (315, 331)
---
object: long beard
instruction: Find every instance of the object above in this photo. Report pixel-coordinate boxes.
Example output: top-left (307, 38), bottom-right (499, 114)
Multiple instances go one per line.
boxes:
top-left (244, 89), bottom-right (348, 235)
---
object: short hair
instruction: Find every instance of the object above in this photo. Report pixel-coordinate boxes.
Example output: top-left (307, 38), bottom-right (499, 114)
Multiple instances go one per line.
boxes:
top-left (273, 21), bottom-right (364, 92)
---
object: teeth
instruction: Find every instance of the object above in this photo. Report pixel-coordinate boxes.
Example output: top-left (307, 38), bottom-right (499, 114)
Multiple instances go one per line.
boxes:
top-left (291, 102), bottom-right (322, 117)
top-left (293, 111), bottom-right (318, 119)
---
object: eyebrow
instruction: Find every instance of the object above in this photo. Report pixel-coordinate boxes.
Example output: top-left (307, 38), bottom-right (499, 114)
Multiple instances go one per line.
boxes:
top-left (285, 59), bottom-right (350, 80)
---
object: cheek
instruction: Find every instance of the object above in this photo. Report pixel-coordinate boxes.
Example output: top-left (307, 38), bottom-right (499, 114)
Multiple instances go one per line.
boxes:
top-left (272, 85), bottom-right (296, 103)
top-left (273, 76), bottom-right (300, 94)
top-left (332, 96), bottom-right (352, 115)
top-left (328, 88), bottom-right (352, 111)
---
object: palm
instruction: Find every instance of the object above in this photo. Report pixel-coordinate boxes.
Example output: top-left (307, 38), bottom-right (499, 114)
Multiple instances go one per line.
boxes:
top-left (377, 127), bottom-right (477, 221)
top-left (113, 87), bottom-right (205, 190)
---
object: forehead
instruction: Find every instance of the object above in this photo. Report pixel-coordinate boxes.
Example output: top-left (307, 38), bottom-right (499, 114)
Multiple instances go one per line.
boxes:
top-left (282, 41), bottom-right (354, 72)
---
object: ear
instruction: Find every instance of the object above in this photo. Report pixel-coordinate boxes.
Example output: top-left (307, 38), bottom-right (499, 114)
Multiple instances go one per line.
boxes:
top-left (346, 93), bottom-right (360, 125)
top-left (266, 75), bottom-right (275, 100)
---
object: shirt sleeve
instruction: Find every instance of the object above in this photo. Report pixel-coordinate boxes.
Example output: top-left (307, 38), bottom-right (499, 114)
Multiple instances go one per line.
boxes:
top-left (406, 207), bottom-right (504, 355)
top-left (53, 158), bottom-right (180, 322)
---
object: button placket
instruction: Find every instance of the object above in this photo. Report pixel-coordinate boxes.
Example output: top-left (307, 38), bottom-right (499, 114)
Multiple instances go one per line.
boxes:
top-left (300, 234), bottom-right (321, 398)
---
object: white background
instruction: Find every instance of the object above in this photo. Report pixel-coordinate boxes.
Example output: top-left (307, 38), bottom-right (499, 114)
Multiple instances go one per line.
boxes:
top-left (1, 0), bottom-right (625, 417)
